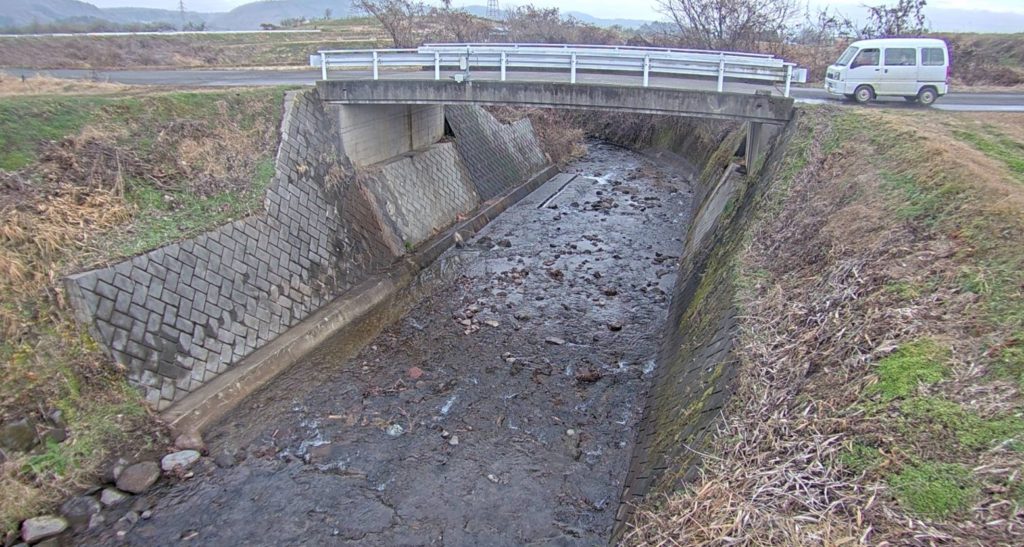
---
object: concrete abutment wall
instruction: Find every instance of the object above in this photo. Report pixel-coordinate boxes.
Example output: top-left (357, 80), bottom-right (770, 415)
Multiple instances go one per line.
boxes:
top-left (64, 90), bottom-right (551, 412)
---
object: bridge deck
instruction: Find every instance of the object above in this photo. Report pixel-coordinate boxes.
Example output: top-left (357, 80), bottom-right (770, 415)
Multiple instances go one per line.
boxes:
top-left (317, 75), bottom-right (795, 124)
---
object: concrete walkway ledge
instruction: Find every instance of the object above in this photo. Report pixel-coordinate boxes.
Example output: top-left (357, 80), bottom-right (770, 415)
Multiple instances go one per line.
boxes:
top-left (162, 165), bottom-right (561, 435)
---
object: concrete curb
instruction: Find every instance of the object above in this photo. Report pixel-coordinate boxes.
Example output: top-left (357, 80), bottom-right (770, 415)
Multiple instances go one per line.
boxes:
top-left (161, 164), bottom-right (559, 435)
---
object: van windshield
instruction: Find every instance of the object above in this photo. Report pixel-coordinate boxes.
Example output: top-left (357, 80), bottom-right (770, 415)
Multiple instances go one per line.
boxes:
top-left (836, 46), bottom-right (859, 66)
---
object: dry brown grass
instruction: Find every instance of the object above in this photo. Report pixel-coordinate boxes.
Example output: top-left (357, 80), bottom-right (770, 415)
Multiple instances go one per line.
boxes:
top-left (0, 74), bottom-right (131, 96)
top-left (624, 108), bottom-right (1024, 545)
top-left (486, 106), bottom-right (587, 167)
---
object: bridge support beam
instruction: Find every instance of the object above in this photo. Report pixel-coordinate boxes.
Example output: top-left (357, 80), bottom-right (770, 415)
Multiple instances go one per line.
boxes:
top-left (745, 121), bottom-right (764, 170)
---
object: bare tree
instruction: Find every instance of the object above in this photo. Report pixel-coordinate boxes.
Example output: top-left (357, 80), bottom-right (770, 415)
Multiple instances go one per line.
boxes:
top-left (430, 7), bottom-right (493, 43)
top-left (657, 0), bottom-right (799, 51)
top-left (791, 6), bottom-right (856, 45)
top-left (503, 6), bottom-right (619, 45)
top-left (861, 0), bottom-right (928, 37)
top-left (355, 0), bottom-right (428, 47)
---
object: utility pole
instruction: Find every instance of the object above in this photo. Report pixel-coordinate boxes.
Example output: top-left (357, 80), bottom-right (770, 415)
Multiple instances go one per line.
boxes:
top-left (178, 0), bottom-right (187, 29)
top-left (486, 0), bottom-right (500, 20)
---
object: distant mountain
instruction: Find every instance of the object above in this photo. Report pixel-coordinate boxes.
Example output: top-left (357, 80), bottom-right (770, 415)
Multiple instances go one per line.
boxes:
top-left (1, 0), bottom-right (1020, 33)
top-left (101, 7), bottom-right (216, 27)
top-left (208, 0), bottom-right (354, 30)
top-left (0, 0), bottom-right (108, 28)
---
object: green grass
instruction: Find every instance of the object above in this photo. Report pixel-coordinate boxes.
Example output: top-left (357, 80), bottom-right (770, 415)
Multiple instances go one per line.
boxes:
top-left (868, 339), bottom-right (949, 400)
top-left (889, 461), bottom-right (978, 519)
top-left (840, 442), bottom-right (885, 475)
top-left (902, 397), bottom-right (1024, 450)
top-left (0, 96), bottom-right (109, 170)
top-left (953, 129), bottom-right (1024, 183)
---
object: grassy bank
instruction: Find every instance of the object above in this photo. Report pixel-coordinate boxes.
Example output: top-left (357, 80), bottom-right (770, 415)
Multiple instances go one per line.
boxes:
top-left (626, 107), bottom-right (1024, 543)
top-left (0, 84), bottom-right (284, 531)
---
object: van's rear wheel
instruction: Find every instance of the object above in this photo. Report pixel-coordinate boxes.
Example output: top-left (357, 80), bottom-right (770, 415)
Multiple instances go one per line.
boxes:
top-left (854, 85), bottom-right (875, 104)
top-left (917, 87), bottom-right (938, 106)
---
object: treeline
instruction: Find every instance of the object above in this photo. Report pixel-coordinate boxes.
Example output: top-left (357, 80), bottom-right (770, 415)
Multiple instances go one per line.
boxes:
top-left (0, 18), bottom-right (195, 35)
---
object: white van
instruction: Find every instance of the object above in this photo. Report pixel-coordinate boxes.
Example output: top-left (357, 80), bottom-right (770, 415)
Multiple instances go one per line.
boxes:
top-left (824, 38), bottom-right (949, 105)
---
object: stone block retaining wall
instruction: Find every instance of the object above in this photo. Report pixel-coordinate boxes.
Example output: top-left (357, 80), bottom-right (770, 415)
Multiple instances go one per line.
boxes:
top-left (65, 90), bottom-right (549, 410)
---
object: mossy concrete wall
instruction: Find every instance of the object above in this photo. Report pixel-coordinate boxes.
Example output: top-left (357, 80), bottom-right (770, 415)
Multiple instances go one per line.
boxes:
top-left (607, 113), bottom-right (800, 538)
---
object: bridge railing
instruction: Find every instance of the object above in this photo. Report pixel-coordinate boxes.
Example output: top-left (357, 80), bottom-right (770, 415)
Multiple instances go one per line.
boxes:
top-left (311, 43), bottom-right (807, 97)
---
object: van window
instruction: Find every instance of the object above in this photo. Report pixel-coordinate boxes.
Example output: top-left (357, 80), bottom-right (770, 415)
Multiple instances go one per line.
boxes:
top-left (922, 47), bottom-right (945, 66)
top-left (837, 46), bottom-right (858, 66)
top-left (851, 48), bottom-right (880, 68)
top-left (884, 48), bottom-right (917, 66)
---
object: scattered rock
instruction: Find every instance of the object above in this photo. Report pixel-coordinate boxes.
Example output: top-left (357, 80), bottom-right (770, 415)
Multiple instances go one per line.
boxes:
top-left (545, 337), bottom-right (566, 346)
top-left (105, 457), bottom-right (129, 484)
top-left (88, 514), bottom-right (105, 530)
top-left (114, 511), bottom-right (139, 531)
top-left (407, 366), bottom-right (424, 380)
top-left (47, 410), bottom-right (65, 429)
top-left (161, 450), bottom-right (201, 472)
top-left (602, 287), bottom-right (618, 296)
top-left (546, 268), bottom-right (564, 281)
top-left (486, 474), bottom-right (499, 483)
top-left (453, 232), bottom-right (465, 248)
top-left (173, 430), bottom-right (206, 453)
top-left (483, 320), bottom-right (499, 328)
top-left (0, 418), bottom-right (38, 453)
top-left (213, 451), bottom-right (236, 469)
top-left (575, 369), bottom-right (604, 383)
top-left (59, 496), bottom-right (101, 530)
top-left (141, 510), bottom-right (152, 520)
top-left (513, 312), bottom-right (531, 321)
top-left (566, 429), bottom-right (577, 436)
top-left (41, 428), bottom-right (67, 444)
top-left (448, 435), bottom-right (459, 447)
top-left (116, 462), bottom-right (160, 494)
top-left (497, 239), bottom-right (512, 248)
top-left (607, 321), bottom-right (624, 332)
top-left (20, 516), bottom-right (67, 543)
top-left (459, 319), bottom-right (472, 327)
top-left (385, 424), bottom-right (405, 437)
top-left (100, 488), bottom-right (129, 507)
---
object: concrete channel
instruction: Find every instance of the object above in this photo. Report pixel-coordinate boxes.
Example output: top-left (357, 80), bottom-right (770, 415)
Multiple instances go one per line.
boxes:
top-left (61, 82), bottom-right (797, 543)
top-left (77, 140), bottom-right (699, 545)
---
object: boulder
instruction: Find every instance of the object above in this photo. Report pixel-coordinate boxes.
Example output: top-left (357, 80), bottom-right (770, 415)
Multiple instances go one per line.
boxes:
top-left (161, 450), bottom-right (200, 471)
top-left (20, 515), bottom-right (67, 543)
top-left (59, 496), bottom-right (101, 530)
top-left (115, 462), bottom-right (160, 494)
top-left (0, 418), bottom-right (38, 453)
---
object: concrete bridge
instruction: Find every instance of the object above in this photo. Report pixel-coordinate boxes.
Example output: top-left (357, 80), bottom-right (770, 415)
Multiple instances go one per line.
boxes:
top-left (313, 43), bottom-right (801, 163)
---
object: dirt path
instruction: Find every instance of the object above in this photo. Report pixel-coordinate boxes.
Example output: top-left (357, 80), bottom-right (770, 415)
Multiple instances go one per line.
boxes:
top-left (80, 142), bottom-right (695, 546)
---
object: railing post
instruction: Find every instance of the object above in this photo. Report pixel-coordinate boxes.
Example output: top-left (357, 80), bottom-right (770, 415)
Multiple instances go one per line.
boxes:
top-left (320, 51), bottom-right (327, 80)
top-left (500, 52), bottom-right (507, 81)
top-left (570, 52), bottom-right (577, 84)
top-left (642, 55), bottom-right (650, 87)
top-left (434, 52), bottom-right (440, 80)
top-left (717, 55), bottom-right (725, 92)
top-left (372, 51), bottom-right (379, 80)
top-left (784, 64), bottom-right (792, 97)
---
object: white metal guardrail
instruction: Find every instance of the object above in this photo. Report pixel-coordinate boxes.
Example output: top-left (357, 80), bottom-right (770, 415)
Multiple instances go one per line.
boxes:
top-left (311, 43), bottom-right (808, 97)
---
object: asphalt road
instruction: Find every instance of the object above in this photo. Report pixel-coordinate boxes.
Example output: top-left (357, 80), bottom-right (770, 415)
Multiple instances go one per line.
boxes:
top-left (5, 67), bottom-right (1024, 112)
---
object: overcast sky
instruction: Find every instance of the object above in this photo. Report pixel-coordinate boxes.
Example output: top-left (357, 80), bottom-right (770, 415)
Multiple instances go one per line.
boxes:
top-left (85, 0), bottom-right (1024, 19)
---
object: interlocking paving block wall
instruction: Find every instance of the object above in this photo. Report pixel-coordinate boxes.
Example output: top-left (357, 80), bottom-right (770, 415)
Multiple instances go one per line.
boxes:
top-left (363, 143), bottom-right (480, 249)
top-left (64, 90), bottom-right (396, 410)
top-left (444, 105), bottom-right (548, 201)
top-left (64, 97), bottom-right (549, 411)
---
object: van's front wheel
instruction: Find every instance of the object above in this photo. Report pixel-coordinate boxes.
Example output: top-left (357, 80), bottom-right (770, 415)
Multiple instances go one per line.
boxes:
top-left (854, 85), bottom-right (875, 104)
top-left (917, 87), bottom-right (938, 106)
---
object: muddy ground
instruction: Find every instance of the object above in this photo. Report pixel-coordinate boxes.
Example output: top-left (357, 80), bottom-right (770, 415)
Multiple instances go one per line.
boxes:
top-left (79, 142), bottom-right (696, 546)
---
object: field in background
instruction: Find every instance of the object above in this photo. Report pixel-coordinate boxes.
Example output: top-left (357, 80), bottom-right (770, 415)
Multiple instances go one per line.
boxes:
top-left (0, 81), bottom-right (286, 532)
top-left (0, 18), bottom-right (388, 70)
top-left (626, 107), bottom-right (1024, 544)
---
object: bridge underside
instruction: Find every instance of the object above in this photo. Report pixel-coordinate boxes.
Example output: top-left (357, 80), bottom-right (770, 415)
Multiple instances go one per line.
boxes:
top-left (316, 79), bottom-right (794, 125)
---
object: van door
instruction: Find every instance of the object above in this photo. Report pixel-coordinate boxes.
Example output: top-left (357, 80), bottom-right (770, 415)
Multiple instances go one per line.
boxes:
top-left (920, 46), bottom-right (947, 85)
top-left (881, 47), bottom-right (919, 95)
top-left (847, 47), bottom-right (881, 92)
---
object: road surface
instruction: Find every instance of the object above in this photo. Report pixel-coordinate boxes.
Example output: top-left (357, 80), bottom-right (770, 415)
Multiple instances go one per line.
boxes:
top-left (4, 67), bottom-right (1024, 112)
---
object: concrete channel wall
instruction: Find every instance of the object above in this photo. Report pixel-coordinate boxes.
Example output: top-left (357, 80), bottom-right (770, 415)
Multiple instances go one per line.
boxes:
top-left (605, 114), bottom-right (800, 538)
top-left (64, 89), bottom-right (550, 411)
